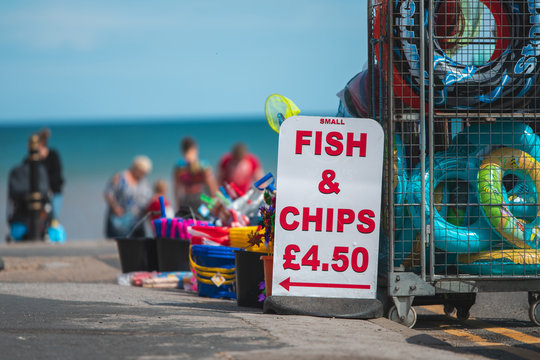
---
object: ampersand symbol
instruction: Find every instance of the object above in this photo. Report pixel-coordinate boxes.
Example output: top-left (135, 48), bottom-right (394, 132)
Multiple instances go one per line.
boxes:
top-left (318, 169), bottom-right (340, 194)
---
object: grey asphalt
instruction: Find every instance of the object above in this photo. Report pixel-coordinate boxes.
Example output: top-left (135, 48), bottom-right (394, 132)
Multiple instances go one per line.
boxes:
top-left (0, 241), bottom-right (488, 360)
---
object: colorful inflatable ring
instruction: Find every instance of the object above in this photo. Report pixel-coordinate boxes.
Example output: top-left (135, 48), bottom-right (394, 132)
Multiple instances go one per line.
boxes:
top-left (502, 171), bottom-right (538, 222)
top-left (449, 121), bottom-right (540, 160)
top-left (478, 147), bottom-right (540, 249)
top-left (395, 181), bottom-right (464, 267)
top-left (373, 0), bottom-right (539, 110)
top-left (408, 155), bottom-right (498, 253)
top-left (458, 249), bottom-right (540, 275)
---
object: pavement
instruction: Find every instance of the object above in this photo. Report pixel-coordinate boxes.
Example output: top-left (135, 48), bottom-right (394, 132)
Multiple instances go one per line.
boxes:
top-left (0, 240), bottom-right (489, 360)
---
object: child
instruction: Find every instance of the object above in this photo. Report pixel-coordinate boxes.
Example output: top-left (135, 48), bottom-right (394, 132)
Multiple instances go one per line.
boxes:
top-left (147, 179), bottom-right (174, 221)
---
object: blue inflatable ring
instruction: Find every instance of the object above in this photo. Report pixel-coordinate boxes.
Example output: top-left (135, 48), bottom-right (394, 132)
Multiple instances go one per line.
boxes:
top-left (408, 155), bottom-right (499, 254)
top-left (458, 249), bottom-right (540, 275)
top-left (449, 121), bottom-right (540, 160)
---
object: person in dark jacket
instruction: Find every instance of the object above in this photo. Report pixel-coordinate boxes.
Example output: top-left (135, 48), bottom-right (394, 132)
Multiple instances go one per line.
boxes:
top-left (38, 128), bottom-right (64, 220)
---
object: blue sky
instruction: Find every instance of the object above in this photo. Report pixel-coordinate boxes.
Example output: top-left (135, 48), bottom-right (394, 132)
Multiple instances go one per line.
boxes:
top-left (0, 0), bottom-right (367, 123)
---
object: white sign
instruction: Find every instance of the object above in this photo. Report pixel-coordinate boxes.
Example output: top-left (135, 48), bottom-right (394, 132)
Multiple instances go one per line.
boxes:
top-left (272, 116), bottom-right (384, 299)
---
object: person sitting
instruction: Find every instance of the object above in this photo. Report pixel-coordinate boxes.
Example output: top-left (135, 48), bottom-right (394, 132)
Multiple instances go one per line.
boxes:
top-left (104, 155), bottom-right (153, 238)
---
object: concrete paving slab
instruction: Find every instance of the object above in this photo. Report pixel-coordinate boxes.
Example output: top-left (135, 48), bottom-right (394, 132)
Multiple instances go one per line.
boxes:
top-left (0, 241), bottom-right (490, 359)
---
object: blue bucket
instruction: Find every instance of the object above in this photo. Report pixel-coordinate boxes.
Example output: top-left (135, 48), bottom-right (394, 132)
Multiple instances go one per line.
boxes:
top-left (191, 245), bottom-right (240, 299)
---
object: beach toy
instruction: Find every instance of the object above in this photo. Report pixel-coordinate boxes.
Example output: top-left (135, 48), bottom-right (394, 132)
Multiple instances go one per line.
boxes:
top-left (373, 0), bottom-right (538, 110)
top-left (500, 173), bottom-right (538, 222)
top-left (336, 68), bottom-right (378, 118)
top-left (190, 245), bottom-right (240, 299)
top-left (394, 181), bottom-right (463, 269)
top-left (200, 193), bottom-right (216, 209)
top-left (189, 226), bottom-right (230, 246)
top-left (408, 155), bottom-right (499, 254)
top-left (254, 172), bottom-right (276, 192)
top-left (216, 190), bottom-right (231, 207)
top-left (264, 94), bottom-right (300, 133)
top-left (449, 121), bottom-right (540, 160)
top-left (478, 147), bottom-right (540, 249)
top-left (48, 219), bottom-right (66, 243)
top-left (458, 249), bottom-right (540, 275)
top-left (229, 226), bottom-right (267, 252)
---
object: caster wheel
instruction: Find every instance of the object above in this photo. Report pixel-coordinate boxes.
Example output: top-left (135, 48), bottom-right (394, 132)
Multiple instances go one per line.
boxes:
top-left (529, 300), bottom-right (540, 326)
top-left (443, 304), bottom-right (456, 317)
top-left (456, 307), bottom-right (470, 321)
top-left (528, 292), bottom-right (539, 307)
top-left (387, 305), bottom-right (417, 328)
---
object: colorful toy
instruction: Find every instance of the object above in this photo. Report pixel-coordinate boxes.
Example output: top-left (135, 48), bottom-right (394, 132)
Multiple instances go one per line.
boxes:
top-left (264, 94), bottom-right (300, 133)
top-left (458, 249), bottom-right (540, 275)
top-left (408, 155), bottom-right (499, 254)
top-left (478, 147), bottom-right (540, 249)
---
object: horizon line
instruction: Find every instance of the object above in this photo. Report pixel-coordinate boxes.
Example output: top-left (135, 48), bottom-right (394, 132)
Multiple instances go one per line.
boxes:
top-left (0, 109), bottom-right (339, 126)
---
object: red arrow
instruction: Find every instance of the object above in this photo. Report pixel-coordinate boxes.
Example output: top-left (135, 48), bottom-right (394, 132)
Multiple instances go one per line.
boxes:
top-left (279, 277), bottom-right (371, 291)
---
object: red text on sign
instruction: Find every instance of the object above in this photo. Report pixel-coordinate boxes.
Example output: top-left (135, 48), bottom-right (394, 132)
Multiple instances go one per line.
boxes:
top-left (283, 244), bottom-right (369, 273)
top-left (295, 130), bottom-right (367, 157)
top-left (279, 206), bottom-right (376, 233)
top-left (319, 118), bottom-right (345, 125)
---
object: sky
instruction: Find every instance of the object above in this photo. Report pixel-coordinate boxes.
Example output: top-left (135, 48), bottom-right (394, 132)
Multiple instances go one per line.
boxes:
top-left (0, 0), bottom-right (367, 123)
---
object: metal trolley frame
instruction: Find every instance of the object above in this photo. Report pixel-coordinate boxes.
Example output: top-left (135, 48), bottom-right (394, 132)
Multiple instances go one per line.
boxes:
top-left (367, 0), bottom-right (540, 327)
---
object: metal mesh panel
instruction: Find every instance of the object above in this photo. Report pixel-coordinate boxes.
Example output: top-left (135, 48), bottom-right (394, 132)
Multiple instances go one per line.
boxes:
top-left (369, 0), bottom-right (540, 283)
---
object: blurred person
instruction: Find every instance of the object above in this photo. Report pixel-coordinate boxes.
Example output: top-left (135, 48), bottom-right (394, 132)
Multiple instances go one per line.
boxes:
top-left (173, 137), bottom-right (218, 215)
top-left (6, 134), bottom-right (51, 241)
top-left (104, 155), bottom-right (153, 238)
top-left (218, 142), bottom-right (264, 194)
top-left (38, 128), bottom-right (64, 220)
top-left (147, 179), bottom-right (174, 221)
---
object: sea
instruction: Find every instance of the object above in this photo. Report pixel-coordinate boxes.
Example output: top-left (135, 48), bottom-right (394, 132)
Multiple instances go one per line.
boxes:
top-left (0, 117), bottom-right (279, 242)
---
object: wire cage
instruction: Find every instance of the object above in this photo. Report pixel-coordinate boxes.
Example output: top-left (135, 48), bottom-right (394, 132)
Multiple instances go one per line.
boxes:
top-left (366, 0), bottom-right (540, 327)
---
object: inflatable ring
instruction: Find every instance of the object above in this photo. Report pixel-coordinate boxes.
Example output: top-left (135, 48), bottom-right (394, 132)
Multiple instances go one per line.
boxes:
top-left (502, 172), bottom-right (538, 223)
top-left (458, 249), bottom-right (540, 275)
top-left (449, 121), bottom-right (540, 161)
top-left (395, 181), bottom-right (461, 267)
top-left (478, 147), bottom-right (540, 249)
top-left (374, 0), bottom-right (538, 110)
top-left (408, 155), bottom-right (498, 253)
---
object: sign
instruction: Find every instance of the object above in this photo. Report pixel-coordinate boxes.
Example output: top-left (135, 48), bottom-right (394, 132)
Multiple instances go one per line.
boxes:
top-left (273, 116), bottom-right (384, 299)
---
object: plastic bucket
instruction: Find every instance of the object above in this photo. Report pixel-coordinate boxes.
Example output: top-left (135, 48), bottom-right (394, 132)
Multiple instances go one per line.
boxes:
top-left (115, 237), bottom-right (158, 273)
top-left (156, 237), bottom-right (190, 272)
top-left (191, 245), bottom-right (240, 299)
top-left (234, 250), bottom-right (265, 308)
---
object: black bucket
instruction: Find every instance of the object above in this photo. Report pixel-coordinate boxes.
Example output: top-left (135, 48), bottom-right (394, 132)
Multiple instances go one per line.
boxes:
top-left (115, 237), bottom-right (159, 273)
top-left (156, 237), bottom-right (191, 272)
top-left (234, 250), bottom-right (265, 308)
